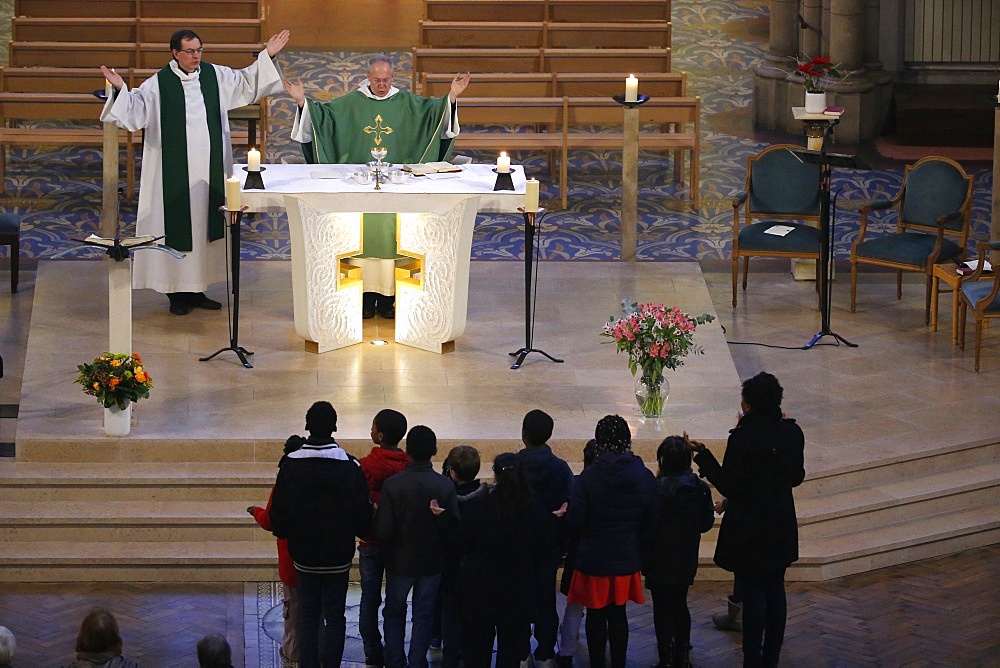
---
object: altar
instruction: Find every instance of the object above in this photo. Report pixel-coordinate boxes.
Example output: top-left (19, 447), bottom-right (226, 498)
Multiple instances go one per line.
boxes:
top-left (237, 164), bottom-right (527, 353)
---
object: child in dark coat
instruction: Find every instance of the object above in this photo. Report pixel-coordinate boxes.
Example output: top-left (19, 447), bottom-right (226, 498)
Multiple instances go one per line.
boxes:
top-left (643, 436), bottom-right (715, 667)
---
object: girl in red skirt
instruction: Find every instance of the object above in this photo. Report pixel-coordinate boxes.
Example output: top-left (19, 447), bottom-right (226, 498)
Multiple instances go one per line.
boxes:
top-left (565, 415), bottom-right (656, 668)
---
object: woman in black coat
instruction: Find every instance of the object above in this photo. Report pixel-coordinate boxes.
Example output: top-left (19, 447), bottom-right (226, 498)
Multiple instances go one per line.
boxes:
top-left (690, 372), bottom-right (805, 668)
top-left (458, 452), bottom-right (556, 667)
top-left (642, 436), bottom-right (715, 668)
top-left (565, 415), bottom-right (656, 668)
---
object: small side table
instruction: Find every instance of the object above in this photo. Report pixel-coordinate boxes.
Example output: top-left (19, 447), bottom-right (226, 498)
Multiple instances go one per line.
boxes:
top-left (931, 263), bottom-right (992, 344)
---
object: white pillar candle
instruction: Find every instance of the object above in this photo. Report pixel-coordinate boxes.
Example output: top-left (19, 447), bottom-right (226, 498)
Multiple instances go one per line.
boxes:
top-left (247, 147), bottom-right (261, 171)
top-left (105, 76), bottom-right (113, 99)
top-left (525, 178), bottom-right (540, 212)
top-left (225, 176), bottom-right (241, 211)
top-left (496, 151), bottom-right (510, 173)
top-left (625, 74), bottom-right (638, 103)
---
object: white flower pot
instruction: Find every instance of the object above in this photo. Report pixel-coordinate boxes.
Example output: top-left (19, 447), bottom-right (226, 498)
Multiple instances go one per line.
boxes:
top-left (804, 91), bottom-right (827, 114)
top-left (104, 403), bottom-right (131, 437)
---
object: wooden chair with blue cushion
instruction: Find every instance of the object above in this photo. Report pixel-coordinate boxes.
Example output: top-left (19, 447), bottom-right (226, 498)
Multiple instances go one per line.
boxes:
top-left (958, 241), bottom-right (1000, 372)
top-left (850, 155), bottom-right (973, 322)
top-left (731, 143), bottom-right (822, 307)
top-left (0, 213), bottom-right (19, 293)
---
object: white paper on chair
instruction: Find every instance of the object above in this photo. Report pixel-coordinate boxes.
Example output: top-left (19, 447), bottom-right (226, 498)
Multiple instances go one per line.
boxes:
top-left (964, 259), bottom-right (993, 271)
top-left (764, 225), bottom-right (796, 237)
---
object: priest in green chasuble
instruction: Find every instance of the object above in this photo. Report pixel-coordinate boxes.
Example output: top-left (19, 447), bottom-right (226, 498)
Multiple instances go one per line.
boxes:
top-left (286, 54), bottom-right (470, 319)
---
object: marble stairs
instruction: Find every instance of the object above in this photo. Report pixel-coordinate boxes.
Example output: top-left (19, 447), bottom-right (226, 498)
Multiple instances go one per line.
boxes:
top-left (0, 437), bottom-right (997, 583)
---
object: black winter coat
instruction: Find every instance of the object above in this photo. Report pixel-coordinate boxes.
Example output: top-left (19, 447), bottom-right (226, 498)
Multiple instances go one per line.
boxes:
top-left (694, 411), bottom-right (805, 574)
top-left (457, 490), bottom-right (555, 625)
top-left (375, 460), bottom-right (460, 577)
top-left (269, 441), bottom-right (373, 571)
top-left (566, 450), bottom-right (656, 576)
top-left (642, 470), bottom-right (715, 587)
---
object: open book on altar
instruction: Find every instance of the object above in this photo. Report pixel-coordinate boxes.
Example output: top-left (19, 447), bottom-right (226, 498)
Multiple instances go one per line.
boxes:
top-left (81, 234), bottom-right (159, 248)
top-left (403, 161), bottom-right (463, 176)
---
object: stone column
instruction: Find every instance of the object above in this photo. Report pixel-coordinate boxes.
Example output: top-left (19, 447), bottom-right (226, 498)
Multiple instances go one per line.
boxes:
top-left (800, 0), bottom-right (823, 58)
top-left (754, 0), bottom-right (800, 129)
top-left (829, 0), bottom-right (864, 71)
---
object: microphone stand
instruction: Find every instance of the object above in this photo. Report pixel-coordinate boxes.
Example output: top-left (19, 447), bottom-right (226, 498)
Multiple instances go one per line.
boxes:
top-left (200, 205), bottom-right (254, 368)
top-left (509, 208), bottom-right (564, 369)
top-left (804, 120), bottom-right (857, 349)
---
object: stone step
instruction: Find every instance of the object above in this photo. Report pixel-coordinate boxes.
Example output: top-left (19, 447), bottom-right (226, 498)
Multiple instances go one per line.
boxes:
top-left (0, 540), bottom-right (281, 583)
top-left (0, 461), bottom-right (276, 501)
top-left (795, 459), bottom-right (1000, 539)
top-left (793, 440), bottom-right (1000, 498)
top-left (699, 501), bottom-right (1000, 582)
top-left (0, 500), bottom-right (271, 542)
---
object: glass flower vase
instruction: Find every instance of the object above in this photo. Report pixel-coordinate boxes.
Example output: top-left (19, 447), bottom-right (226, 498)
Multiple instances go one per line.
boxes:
top-left (635, 374), bottom-right (669, 418)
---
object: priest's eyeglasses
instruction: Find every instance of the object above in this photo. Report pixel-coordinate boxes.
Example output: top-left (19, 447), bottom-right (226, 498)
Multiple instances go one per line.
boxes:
top-left (178, 48), bottom-right (204, 56)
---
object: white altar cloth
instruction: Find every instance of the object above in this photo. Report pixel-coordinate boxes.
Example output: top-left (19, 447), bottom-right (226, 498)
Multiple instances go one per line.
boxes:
top-left (236, 164), bottom-right (528, 354)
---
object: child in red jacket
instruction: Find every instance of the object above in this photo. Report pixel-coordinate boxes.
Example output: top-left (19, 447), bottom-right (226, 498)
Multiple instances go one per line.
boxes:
top-left (358, 409), bottom-right (411, 668)
top-left (248, 435), bottom-right (306, 662)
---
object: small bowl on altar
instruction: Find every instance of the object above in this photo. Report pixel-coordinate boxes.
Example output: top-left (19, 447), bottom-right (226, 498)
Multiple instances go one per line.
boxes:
top-left (388, 169), bottom-right (409, 184)
top-left (353, 170), bottom-right (373, 185)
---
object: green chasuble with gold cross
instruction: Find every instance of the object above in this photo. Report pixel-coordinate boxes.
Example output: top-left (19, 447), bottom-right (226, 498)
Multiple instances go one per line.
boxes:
top-left (305, 90), bottom-right (456, 259)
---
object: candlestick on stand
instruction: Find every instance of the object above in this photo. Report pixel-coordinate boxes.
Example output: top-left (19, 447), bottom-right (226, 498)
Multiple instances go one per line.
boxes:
top-left (200, 205), bottom-right (254, 368)
top-left (509, 208), bottom-right (564, 370)
top-left (612, 93), bottom-right (649, 261)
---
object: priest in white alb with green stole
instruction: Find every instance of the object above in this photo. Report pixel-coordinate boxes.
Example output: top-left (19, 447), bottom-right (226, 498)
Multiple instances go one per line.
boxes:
top-left (286, 54), bottom-right (471, 319)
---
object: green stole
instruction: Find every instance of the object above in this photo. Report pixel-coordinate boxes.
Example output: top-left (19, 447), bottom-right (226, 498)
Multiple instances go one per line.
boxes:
top-left (305, 90), bottom-right (455, 258)
top-left (158, 63), bottom-right (225, 252)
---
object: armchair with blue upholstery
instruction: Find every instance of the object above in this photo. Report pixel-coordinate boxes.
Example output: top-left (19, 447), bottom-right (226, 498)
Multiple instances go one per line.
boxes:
top-left (959, 241), bottom-right (1000, 372)
top-left (850, 156), bottom-right (973, 322)
top-left (731, 144), bottom-right (823, 307)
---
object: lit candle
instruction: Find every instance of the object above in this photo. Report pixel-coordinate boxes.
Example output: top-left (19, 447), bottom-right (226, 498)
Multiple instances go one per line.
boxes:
top-left (247, 147), bottom-right (261, 172)
top-left (105, 69), bottom-right (114, 98)
top-left (225, 176), bottom-right (241, 211)
top-left (625, 74), bottom-right (638, 103)
top-left (496, 151), bottom-right (510, 174)
top-left (525, 178), bottom-right (540, 212)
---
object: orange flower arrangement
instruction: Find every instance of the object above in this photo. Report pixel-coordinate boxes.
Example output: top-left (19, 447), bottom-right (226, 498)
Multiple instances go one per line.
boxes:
top-left (75, 352), bottom-right (153, 410)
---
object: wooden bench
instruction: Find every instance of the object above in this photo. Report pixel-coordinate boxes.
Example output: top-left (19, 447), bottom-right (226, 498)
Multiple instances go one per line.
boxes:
top-left (452, 94), bottom-right (699, 208)
top-left (547, 0), bottom-right (671, 22)
top-left (424, 0), bottom-right (547, 22)
top-left (420, 72), bottom-right (556, 97)
top-left (419, 20), bottom-right (670, 50)
top-left (423, 0), bottom-right (670, 22)
top-left (553, 71), bottom-right (685, 97)
top-left (454, 96), bottom-right (566, 183)
top-left (139, 0), bottom-right (263, 20)
top-left (563, 96), bottom-right (700, 208)
top-left (0, 66), bottom-right (268, 156)
top-left (138, 18), bottom-right (263, 44)
top-left (12, 17), bottom-right (138, 43)
top-left (412, 47), bottom-right (671, 88)
top-left (546, 21), bottom-right (670, 48)
top-left (420, 71), bottom-right (685, 98)
top-left (15, 0), bottom-right (263, 18)
top-left (9, 42), bottom-right (265, 69)
top-left (14, 0), bottom-right (137, 17)
top-left (543, 48), bottom-right (670, 74)
top-left (0, 92), bottom-right (138, 194)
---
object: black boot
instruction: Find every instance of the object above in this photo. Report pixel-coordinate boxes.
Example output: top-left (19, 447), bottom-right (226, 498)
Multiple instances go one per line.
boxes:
top-left (672, 643), bottom-right (691, 668)
top-left (167, 292), bottom-right (190, 315)
top-left (362, 292), bottom-right (378, 319)
top-left (653, 639), bottom-right (673, 668)
top-left (376, 294), bottom-right (395, 319)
